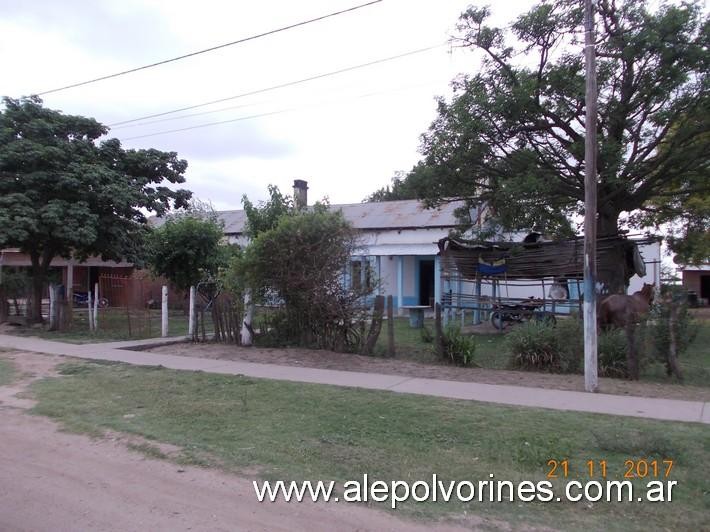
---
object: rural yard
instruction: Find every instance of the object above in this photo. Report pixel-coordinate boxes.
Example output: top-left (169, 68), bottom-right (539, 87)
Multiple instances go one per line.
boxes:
top-left (0, 351), bottom-right (469, 532)
top-left (2, 0), bottom-right (709, 530)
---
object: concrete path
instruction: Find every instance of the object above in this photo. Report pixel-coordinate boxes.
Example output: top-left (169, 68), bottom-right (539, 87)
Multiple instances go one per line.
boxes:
top-left (1, 334), bottom-right (708, 425)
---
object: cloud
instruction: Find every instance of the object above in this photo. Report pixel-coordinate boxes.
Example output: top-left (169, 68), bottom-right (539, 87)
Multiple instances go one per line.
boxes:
top-left (1, 0), bottom-right (178, 60)
top-left (115, 119), bottom-right (293, 161)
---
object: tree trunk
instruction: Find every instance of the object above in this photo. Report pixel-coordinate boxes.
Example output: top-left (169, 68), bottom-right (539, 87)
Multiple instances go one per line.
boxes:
top-left (596, 209), bottom-right (627, 295)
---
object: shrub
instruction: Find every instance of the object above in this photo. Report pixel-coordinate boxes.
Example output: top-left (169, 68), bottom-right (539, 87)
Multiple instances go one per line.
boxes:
top-left (506, 319), bottom-right (582, 373)
top-left (649, 288), bottom-right (698, 361)
top-left (236, 207), bottom-right (374, 352)
top-left (597, 328), bottom-right (630, 378)
top-left (438, 325), bottom-right (477, 366)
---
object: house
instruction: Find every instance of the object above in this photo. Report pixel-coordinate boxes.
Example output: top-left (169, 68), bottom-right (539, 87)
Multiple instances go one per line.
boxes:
top-left (216, 180), bottom-right (662, 316)
top-left (681, 264), bottom-right (710, 305)
top-left (219, 181), bottom-right (469, 314)
top-left (0, 249), bottom-right (133, 296)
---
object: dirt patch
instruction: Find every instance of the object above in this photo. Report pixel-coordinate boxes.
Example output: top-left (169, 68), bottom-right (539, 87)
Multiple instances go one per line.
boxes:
top-left (0, 407), bottom-right (477, 531)
top-left (148, 343), bottom-right (710, 402)
top-left (0, 350), bottom-right (65, 409)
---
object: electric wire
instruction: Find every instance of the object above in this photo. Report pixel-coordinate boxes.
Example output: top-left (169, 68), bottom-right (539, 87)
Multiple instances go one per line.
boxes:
top-left (35, 0), bottom-right (383, 96)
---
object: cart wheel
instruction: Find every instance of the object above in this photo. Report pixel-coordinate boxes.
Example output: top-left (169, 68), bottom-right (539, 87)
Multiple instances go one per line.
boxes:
top-left (98, 298), bottom-right (110, 309)
top-left (491, 311), bottom-right (506, 330)
top-left (535, 312), bottom-right (556, 327)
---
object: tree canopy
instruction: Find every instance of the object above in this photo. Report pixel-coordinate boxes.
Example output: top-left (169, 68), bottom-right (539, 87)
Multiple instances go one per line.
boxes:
top-left (371, 0), bottom-right (709, 284)
top-left (146, 203), bottom-right (227, 291)
top-left (0, 96), bottom-right (191, 320)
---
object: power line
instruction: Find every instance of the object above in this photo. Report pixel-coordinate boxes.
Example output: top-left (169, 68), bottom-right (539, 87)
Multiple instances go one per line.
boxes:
top-left (109, 44), bottom-right (445, 127)
top-left (35, 0), bottom-right (383, 96)
top-left (118, 80), bottom-right (440, 141)
top-left (113, 78), bottom-right (439, 131)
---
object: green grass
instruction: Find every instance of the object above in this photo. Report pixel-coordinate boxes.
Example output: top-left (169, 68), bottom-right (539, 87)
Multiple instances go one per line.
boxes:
top-left (642, 320), bottom-right (710, 388)
top-left (0, 358), bottom-right (16, 386)
top-left (377, 317), bottom-right (710, 384)
top-left (30, 361), bottom-right (710, 531)
top-left (374, 318), bottom-right (508, 367)
top-left (6, 308), bottom-right (213, 344)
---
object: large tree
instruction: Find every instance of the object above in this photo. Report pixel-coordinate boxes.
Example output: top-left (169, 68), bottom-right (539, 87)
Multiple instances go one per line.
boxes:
top-left (0, 96), bottom-right (191, 322)
top-left (384, 0), bottom-right (709, 292)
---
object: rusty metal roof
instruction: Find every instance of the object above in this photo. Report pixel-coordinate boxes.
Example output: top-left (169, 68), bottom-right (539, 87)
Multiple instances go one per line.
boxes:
top-left (219, 199), bottom-right (465, 235)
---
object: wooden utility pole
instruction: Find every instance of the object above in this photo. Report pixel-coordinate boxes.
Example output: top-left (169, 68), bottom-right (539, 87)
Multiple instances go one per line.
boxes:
top-left (583, 0), bottom-right (598, 393)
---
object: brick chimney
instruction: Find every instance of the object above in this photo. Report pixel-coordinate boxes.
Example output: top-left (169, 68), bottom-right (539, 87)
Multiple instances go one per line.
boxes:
top-left (293, 179), bottom-right (308, 209)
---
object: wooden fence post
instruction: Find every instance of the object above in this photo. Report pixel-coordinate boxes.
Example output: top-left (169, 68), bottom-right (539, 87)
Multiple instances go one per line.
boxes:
top-left (161, 285), bottom-right (168, 337)
top-left (386, 294), bottom-right (395, 357)
top-left (363, 295), bottom-right (385, 355)
top-left (435, 302), bottom-right (444, 358)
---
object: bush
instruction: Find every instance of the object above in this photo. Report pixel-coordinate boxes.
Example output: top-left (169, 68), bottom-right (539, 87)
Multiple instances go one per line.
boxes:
top-left (236, 208), bottom-right (374, 352)
top-left (438, 325), bottom-right (477, 366)
top-left (506, 319), bottom-right (582, 373)
top-left (597, 328), bottom-right (630, 378)
top-left (649, 288), bottom-right (698, 361)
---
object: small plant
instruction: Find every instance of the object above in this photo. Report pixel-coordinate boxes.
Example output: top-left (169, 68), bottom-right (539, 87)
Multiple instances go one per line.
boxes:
top-left (506, 319), bottom-right (582, 373)
top-left (598, 328), bottom-right (630, 378)
top-left (438, 325), bottom-right (477, 366)
top-left (420, 325), bottom-right (434, 344)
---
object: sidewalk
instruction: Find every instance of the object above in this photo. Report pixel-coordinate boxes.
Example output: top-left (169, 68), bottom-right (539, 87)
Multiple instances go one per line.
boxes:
top-left (1, 334), bottom-right (708, 425)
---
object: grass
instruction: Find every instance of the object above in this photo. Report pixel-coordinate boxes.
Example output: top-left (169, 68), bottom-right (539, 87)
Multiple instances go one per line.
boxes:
top-left (376, 317), bottom-right (710, 385)
top-left (374, 317), bottom-right (508, 367)
top-left (5, 308), bottom-right (213, 344)
top-left (30, 360), bottom-right (710, 531)
top-left (0, 358), bottom-right (16, 386)
top-left (642, 317), bottom-right (710, 388)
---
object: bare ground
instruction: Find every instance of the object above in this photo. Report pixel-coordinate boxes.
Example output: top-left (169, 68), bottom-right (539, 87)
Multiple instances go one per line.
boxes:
top-left (0, 351), bottom-right (476, 532)
top-left (148, 343), bottom-right (710, 402)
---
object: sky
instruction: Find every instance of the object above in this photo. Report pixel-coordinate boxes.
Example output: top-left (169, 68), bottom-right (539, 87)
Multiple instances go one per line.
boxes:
top-left (0, 0), bottom-right (539, 210)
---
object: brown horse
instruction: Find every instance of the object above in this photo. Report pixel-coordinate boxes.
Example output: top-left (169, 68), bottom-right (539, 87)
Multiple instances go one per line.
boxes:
top-left (599, 283), bottom-right (655, 329)
top-left (598, 283), bottom-right (655, 380)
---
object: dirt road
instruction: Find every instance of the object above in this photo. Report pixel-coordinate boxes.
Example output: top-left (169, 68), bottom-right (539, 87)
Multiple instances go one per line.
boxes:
top-left (0, 352), bottom-right (470, 532)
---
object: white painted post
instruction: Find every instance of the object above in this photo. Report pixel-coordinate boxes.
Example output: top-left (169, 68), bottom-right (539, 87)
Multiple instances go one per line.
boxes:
top-left (188, 286), bottom-right (196, 337)
top-left (87, 289), bottom-right (94, 331)
top-left (161, 285), bottom-right (168, 337)
top-left (48, 284), bottom-right (57, 330)
top-left (583, 0), bottom-right (599, 393)
top-left (93, 282), bottom-right (99, 330)
top-left (66, 261), bottom-right (74, 308)
top-left (241, 288), bottom-right (253, 346)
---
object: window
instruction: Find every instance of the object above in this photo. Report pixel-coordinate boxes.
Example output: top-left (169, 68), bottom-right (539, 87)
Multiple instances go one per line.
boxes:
top-left (351, 260), bottom-right (372, 291)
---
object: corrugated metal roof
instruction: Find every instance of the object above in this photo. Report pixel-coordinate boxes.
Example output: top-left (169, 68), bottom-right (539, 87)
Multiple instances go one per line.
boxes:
top-left (219, 199), bottom-right (465, 235)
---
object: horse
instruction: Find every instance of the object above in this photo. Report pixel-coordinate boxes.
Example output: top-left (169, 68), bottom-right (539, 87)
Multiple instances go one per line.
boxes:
top-left (598, 283), bottom-right (655, 330)
top-left (598, 283), bottom-right (655, 379)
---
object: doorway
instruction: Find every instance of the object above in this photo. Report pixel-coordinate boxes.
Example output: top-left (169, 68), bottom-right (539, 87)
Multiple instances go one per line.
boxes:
top-left (701, 274), bottom-right (710, 300)
top-left (418, 259), bottom-right (435, 307)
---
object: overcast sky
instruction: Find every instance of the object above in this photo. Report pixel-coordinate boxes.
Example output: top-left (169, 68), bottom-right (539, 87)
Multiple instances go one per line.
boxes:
top-left (1, 0), bottom-right (538, 210)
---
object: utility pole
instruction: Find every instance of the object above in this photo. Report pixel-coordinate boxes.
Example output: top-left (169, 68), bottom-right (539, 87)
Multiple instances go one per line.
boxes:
top-left (583, 0), bottom-right (598, 393)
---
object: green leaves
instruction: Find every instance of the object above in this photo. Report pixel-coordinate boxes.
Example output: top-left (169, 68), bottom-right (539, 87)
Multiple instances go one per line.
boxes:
top-left (0, 96), bottom-right (191, 264)
top-left (371, 0), bottom-right (709, 262)
top-left (0, 96), bottom-right (192, 321)
top-left (145, 214), bottom-right (227, 291)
